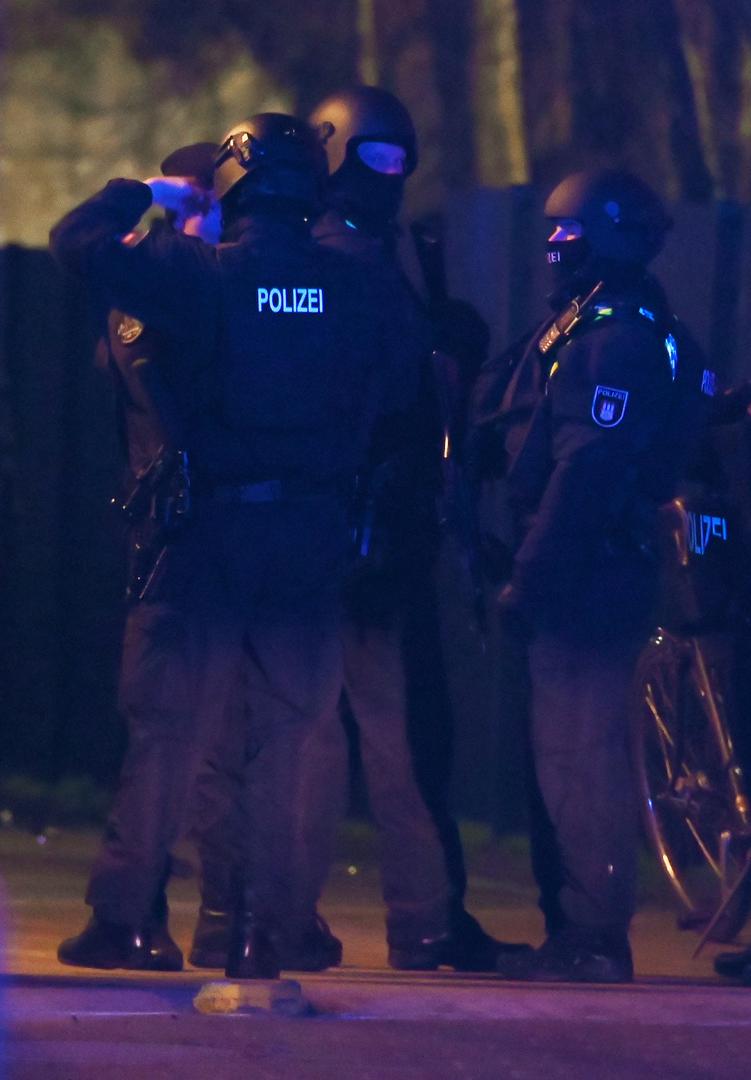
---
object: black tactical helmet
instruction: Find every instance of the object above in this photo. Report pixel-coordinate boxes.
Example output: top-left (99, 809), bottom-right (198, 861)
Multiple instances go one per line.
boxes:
top-left (213, 113), bottom-right (327, 204)
top-left (309, 86), bottom-right (417, 177)
top-left (544, 169), bottom-right (672, 265)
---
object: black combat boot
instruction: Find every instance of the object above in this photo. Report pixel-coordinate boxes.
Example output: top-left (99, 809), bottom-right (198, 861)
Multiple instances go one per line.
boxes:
top-left (147, 885), bottom-right (184, 971)
top-left (188, 906), bottom-right (231, 968)
top-left (495, 925), bottom-right (633, 984)
top-left (58, 914), bottom-right (182, 972)
top-left (146, 921), bottom-right (184, 972)
top-left (714, 946), bottom-right (751, 983)
top-left (446, 908), bottom-right (532, 971)
top-left (389, 926), bottom-right (531, 972)
top-left (277, 915), bottom-right (343, 972)
top-left (388, 933), bottom-right (455, 971)
top-left (225, 911), bottom-right (280, 980)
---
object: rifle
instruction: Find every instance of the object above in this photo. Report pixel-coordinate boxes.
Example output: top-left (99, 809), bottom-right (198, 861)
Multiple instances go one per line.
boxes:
top-left (537, 280), bottom-right (604, 355)
top-left (411, 218), bottom-right (489, 650)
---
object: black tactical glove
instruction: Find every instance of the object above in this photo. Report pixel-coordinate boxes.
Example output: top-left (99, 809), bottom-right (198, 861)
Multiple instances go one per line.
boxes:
top-left (430, 298), bottom-right (490, 386)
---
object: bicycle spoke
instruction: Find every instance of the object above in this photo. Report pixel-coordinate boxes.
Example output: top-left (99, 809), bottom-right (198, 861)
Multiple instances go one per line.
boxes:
top-left (647, 682), bottom-right (701, 791)
top-left (684, 819), bottom-right (721, 878)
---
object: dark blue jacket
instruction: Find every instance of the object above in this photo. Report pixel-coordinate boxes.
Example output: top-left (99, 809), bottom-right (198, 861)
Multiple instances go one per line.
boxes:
top-left (471, 279), bottom-right (712, 638)
top-left (51, 180), bottom-right (421, 609)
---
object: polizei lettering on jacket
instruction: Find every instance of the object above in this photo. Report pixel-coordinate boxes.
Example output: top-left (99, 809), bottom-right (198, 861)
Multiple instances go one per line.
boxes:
top-left (257, 287), bottom-right (325, 314)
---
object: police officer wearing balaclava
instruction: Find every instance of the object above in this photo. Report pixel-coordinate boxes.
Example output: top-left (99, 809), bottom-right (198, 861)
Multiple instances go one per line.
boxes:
top-left (305, 86), bottom-right (506, 969)
top-left (470, 170), bottom-right (712, 982)
top-left (51, 112), bottom-right (422, 979)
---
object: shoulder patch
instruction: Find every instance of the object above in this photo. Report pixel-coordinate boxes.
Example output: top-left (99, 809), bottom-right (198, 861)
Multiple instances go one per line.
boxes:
top-left (592, 385), bottom-right (629, 428)
top-left (116, 315), bottom-right (145, 345)
top-left (701, 369), bottom-right (717, 397)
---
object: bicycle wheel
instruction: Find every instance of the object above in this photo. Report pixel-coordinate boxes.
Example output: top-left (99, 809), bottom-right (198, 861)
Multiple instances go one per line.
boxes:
top-left (632, 629), bottom-right (751, 942)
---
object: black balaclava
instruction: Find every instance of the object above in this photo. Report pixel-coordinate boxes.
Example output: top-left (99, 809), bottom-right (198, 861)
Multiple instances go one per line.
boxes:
top-left (545, 236), bottom-right (591, 289)
top-left (328, 154), bottom-right (404, 235)
top-left (546, 244), bottom-right (652, 308)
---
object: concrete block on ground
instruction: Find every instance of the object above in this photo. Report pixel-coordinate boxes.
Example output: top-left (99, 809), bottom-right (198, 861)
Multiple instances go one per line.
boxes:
top-left (193, 978), bottom-right (310, 1017)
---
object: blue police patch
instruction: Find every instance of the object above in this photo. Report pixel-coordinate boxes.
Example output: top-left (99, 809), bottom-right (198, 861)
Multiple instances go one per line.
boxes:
top-left (701, 369), bottom-right (717, 397)
top-left (591, 385), bottom-right (629, 428)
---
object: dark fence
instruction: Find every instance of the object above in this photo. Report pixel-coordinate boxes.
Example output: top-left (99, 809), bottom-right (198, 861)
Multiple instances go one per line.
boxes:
top-left (1, 248), bottom-right (127, 785)
top-left (1, 188), bottom-right (750, 826)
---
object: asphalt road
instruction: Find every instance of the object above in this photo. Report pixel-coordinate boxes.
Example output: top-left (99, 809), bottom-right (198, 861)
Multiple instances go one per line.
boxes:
top-left (2, 827), bottom-right (750, 1078)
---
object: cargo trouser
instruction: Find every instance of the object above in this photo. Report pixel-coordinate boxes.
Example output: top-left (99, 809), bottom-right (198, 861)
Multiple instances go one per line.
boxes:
top-left (340, 614), bottom-right (452, 945)
top-left (191, 607), bottom-right (452, 946)
top-left (86, 500), bottom-right (345, 938)
top-left (400, 567), bottom-right (467, 909)
top-left (527, 633), bottom-right (642, 932)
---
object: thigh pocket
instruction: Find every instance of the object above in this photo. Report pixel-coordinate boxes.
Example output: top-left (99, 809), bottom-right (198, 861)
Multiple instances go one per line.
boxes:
top-left (118, 603), bottom-right (197, 718)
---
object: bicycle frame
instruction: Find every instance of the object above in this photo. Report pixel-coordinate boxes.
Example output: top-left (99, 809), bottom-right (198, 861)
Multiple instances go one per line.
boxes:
top-left (635, 626), bottom-right (751, 942)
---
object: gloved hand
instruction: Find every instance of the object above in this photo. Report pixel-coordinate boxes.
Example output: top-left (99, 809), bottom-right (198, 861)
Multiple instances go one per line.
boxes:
top-left (430, 298), bottom-right (490, 385)
top-left (144, 177), bottom-right (212, 217)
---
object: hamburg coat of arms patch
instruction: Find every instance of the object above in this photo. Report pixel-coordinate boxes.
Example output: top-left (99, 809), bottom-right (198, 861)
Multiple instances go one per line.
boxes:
top-left (591, 385), bottom-right (629, 428)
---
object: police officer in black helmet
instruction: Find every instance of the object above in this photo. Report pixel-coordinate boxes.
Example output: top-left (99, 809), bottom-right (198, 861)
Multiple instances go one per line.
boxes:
top-left (307, 85), bottom-right (511, 968)
top-left (51, 112), bottom-right (422, 979)
top-left (186, 87), bottom-right (518, 972)
top-left (471, 169), bottom-right (712, 982)
top-left (311, 85), bottom-right (417, 234)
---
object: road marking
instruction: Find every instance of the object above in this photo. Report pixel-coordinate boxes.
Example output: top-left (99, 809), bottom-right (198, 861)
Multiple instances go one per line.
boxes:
top-left (70, 1012), bottom-right (180, 1018)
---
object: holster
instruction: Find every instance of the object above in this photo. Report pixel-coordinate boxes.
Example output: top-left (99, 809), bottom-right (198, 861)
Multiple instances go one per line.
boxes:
top-left (118, 448), bottom-right (192, 602)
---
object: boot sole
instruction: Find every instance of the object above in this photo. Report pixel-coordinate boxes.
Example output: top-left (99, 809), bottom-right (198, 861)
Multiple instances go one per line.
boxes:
top-left (58, 954), bottom-right (124, 971)
top-left (189, 951), bottom-right (227, 969)
top-left (496, 966), bottom-right (632, 984)
top-left (224, 964), bottom-right (280, 980)
top-left (57, 952), bottom-right (183, 972)
top-left (144, 957), bottom-right (184, 972)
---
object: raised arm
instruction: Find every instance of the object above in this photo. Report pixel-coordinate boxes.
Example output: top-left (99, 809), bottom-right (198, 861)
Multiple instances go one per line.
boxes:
top-left (50, 179), bottom-right (214, 337)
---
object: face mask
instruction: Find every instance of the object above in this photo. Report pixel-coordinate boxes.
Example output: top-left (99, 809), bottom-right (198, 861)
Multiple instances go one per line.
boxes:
top-left (546, 236), bottom-right (590, 287)
top-left (330, 154), bottom-right (405, 227)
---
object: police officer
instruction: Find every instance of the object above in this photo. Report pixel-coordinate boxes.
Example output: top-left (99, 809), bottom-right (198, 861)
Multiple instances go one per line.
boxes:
top-left (188, 86), bottom-right (518, 972)
top-left (57, 143), bottom-right (220, 972)
top-left (305, 86), bottom-right (508, 968)
top-left (52, 112), bottom-right (422, 979)
top-left (470, 170), bottom-right (712, 982)
top-left (309, 86), bottom-right (520, 972)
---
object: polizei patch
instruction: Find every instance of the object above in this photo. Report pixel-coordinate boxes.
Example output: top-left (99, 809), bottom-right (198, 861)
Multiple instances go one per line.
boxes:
top-left (257, 287), bottom-right (325, 314)
top-left (591, 385), bottom-right (629, 427)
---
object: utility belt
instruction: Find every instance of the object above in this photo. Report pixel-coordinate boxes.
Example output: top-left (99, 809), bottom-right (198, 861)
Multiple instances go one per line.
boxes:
top-left (114, 448), bottom-right (192, 528)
